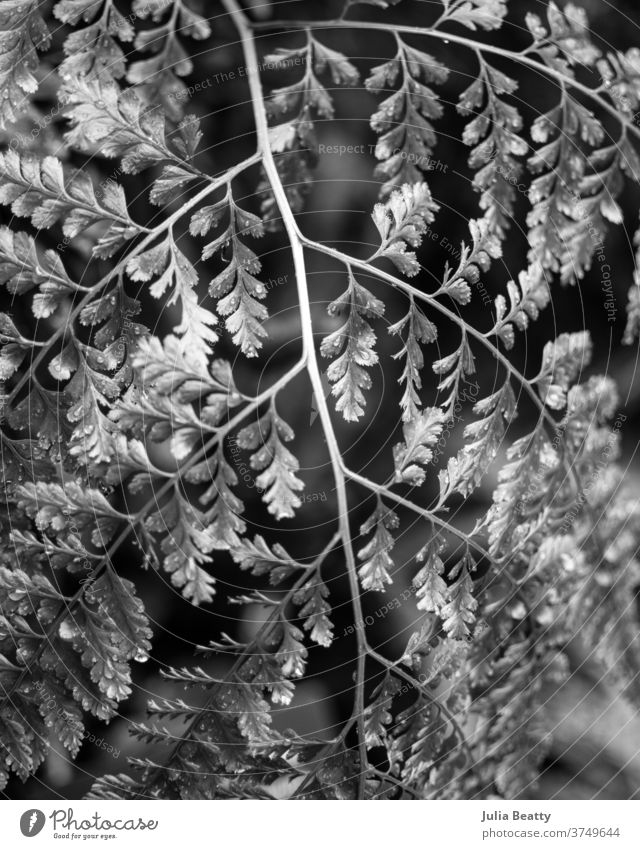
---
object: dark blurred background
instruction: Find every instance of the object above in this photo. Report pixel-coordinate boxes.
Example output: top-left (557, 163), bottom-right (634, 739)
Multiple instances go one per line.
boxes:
top-left (3, 0), bottom-right (640, 799)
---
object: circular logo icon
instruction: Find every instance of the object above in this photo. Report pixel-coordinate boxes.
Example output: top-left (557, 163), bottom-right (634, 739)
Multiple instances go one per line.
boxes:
top-left (20, 810), bottom-right (46, 838)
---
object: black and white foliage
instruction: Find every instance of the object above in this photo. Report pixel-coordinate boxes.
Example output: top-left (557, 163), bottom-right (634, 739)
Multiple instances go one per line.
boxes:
top-left (0, 0), bottom-right (639, 802)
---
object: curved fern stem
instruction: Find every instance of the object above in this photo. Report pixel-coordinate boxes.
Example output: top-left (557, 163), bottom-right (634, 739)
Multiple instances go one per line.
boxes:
top-left (343, 466), bottom-right (521, 587)
top-left (223, 0), bottom-right (371, 796)
top-left (250, 17), bottom-right (640, 148)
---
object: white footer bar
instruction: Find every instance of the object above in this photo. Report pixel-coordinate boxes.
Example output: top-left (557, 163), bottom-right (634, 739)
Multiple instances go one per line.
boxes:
top-left (1, 800), bottom-right (638, 848)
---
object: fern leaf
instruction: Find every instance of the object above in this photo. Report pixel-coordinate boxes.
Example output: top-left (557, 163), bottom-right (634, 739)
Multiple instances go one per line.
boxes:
top-left (458, 60), bottom-right (528, 238)
top-left (624, 284), bottom-right (640, 346)
top-left (393, 406), bottom-right (446, 486)
top-left (439, 0), bottom-right (507, 31)
top-left (237, 405), bottom-right (304, 520)
top-left (0, 150), bottom-right (140, 258)
top-left (485, 428), bottom-right (550, 557)
top-left (321, 270), bottom-right (385, 421)
top-left (86, 570), bottom-right (153, 661)
top-left (526, 2), bottom-right (600, 73)
top-left (231, 535), bottom-right (300, 585)
top-left (62, 74), bottom-right (202, 203)
top-left (127, 0), bottom-right (211, 119)
top-left (437, 217), bottom-right (501, 305)
top-left (364, 671), bottom-right (401, 749)
top-left (432, 333), bottom-right (476, 416)
top-left (276, 620), bottom-right (308, 679)
top-left (16, 480), bottom-right (121, 546)
top-left (389, 298), bottom-right (438, 420)
top-left (372, 181), bottom-right (440, 276)
top-left (358, 498), bottom-right (399, 591)
top-left (0, 1), bottom-right (50, 130)
top-left (294, 579), bottom-right (334, 648)
top-left (526, 91), bottom-right (616, 284)
top-left (366, 38), bottom-right (449, 194)
top-left (54, 0), bottom-right (134, 79)
top-left (439, 381), bottom-right (516, 500)
top-left (146, 491), bottom-right (217, 605)
top-left (190, 188), bottom-right (270, 356)
top-left (193, 447), bottom-right (247, 549)
top-left (261, 34), bottom-right (357, 223)
top-left (0, 226), bottom-right (82, 317)
top-left (441, 552), bottom-right (477, 639)
top-left (536, 330), bottom-right (592, 410)
top-left (413, 535), bottom-right (447, 614)
top-left (491, 267), bottom-right (550, 349)
top-left (127, 234), bottom-right (217, 367)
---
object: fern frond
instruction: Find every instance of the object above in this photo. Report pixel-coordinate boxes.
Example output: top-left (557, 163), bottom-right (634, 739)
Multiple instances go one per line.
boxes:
top-left (127, 0), bottom-right (211, 119)
top-left (526, 90), bottom-right (609, 283)
top-left (0, 1), bottom-right (50, 130)
top-left (436, 0), bottom-right (508, 31)
top-left (372, 181), bottom-right (440, 276)
top-left (54, 0), bottom-right (134, 79)
top-left (146, 488), bottom-right (217, 604)
top-left (458, 58), bottom-right (528, 238)
top-left (490, 267), bottom-right (550, 349)
top-left (389, 297), bottom-right (438, 421)
top-left (525, 2), bottom-right (600, 73)
top-left (237, 403), bottom-right (305, 519)
top-left (366, 36), bottom-right (449, 194)
top-left (358, 498), bottom-right (399, 591)
top-left (190, 187), bottom-right (269, 356)
top-left (0, 563), bottom-right (151, 787)
top-left (0, 150), bottom-right (141, 258)
top-left (321, 270), bottom-right (385, 421)
top-left (393, 406), bottom-right (446, 486)
top-left (262, 33), bottom-right (358, 223)
top-left (438, 380), bottom-right (516, 501)
top-left (127, 232), bottom-right (217, 365)
top-left (61, 74), bottom-right (204, 204)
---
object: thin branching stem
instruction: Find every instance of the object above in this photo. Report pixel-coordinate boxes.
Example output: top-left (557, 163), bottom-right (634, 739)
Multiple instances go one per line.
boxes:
top-left (249, 17), bottom-right (640, 147)
top-left (223, 0), bottom-right (371, 797)
top-left (298, 236), bottom-right (596, 522)
top-left (300, 235), bottom-right (557, 431)
top-left (342, 465), bottom-right (521, 583)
